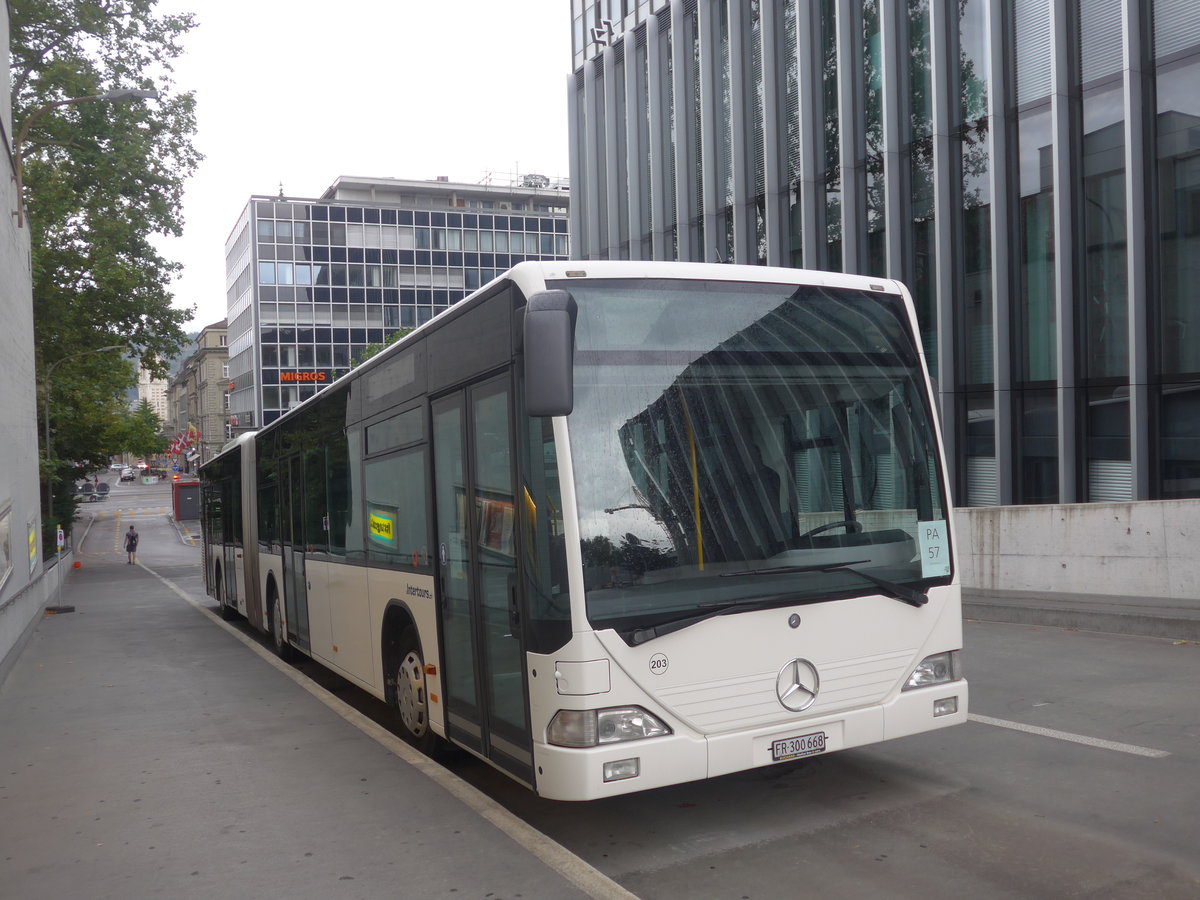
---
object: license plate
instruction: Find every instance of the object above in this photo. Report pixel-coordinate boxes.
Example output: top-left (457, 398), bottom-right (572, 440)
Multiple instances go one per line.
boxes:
top-left (771, 730), bottom-right (827, 762)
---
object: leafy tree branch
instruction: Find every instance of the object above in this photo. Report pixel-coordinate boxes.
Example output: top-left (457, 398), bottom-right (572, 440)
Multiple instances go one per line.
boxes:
top-left (13, 0), bottom-right (201, 528)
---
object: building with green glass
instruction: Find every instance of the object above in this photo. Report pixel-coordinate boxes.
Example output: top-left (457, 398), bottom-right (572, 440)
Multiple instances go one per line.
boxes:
top-left (567, 0), bottom-right (1200, 507)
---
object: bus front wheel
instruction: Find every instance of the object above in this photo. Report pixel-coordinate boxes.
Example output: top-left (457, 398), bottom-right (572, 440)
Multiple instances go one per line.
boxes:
top-left (393, 629), bottom-right (435, 754)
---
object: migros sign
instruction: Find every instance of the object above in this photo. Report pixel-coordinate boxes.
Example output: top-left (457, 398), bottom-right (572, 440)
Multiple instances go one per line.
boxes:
top-left (279, 371), bottom-right (329, 383)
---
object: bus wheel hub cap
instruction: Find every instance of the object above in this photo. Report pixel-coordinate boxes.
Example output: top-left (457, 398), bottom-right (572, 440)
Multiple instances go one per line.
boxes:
top-left (398, 651), bottom-right (428, 736)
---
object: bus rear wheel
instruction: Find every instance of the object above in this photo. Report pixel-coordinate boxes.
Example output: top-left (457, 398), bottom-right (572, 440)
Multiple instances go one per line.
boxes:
top-left (393, 629), bottom-right (435, 754)
top-left (214, 570), bottom-right (236, 621)
top-left (269, 594), bottom-right (295, 662)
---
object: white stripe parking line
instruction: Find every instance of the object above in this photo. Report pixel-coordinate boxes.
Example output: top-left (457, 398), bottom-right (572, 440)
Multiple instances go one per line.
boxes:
top-left (969, 713), bottom-right (1170, 758)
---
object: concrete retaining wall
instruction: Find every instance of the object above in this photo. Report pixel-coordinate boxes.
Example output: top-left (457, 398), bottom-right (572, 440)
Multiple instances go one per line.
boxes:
top-left (0, 1), bottom-right (47, 688)
top-left (0, 555), bottom-right (71, 687)
top-left (956, 500), bottom-right (1200, 600)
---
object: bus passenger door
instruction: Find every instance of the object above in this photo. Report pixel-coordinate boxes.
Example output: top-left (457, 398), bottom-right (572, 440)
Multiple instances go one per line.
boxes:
top-left (280, 454), bottom-right (311, 652)
top-left (432, 375), bottom-right (532, 784)
top-left (221, 477), bottom-right (239, 612)
top-left (222, 544), bottom-right (239, 612)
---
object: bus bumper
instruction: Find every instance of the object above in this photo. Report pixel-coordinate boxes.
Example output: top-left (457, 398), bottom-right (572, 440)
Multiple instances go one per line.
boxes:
top-left (531, 679), bottom-right (968, 802)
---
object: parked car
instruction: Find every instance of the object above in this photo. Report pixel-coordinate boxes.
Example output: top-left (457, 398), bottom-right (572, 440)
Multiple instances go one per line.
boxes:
top-left (109, 462), bottom-right (124, 471)
top-left (120, 467), bottom-right (136, 482)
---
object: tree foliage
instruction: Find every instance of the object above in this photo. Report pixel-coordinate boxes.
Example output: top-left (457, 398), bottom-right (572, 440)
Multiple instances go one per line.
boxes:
top-left (115, 399), bottom-right (167, 459)
top-left (43, 382), bottom-right (165, 549)
top-left (12, 0), bottom-right (200, 530)
top-left (13, 0), bottom-right (201, 373)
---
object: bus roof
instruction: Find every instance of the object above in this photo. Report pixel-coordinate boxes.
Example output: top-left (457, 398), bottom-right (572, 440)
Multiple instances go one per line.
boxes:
top-left (199, 429), bottom-right (257, 470)
top-left (252, 260), bottom-right (908, 436)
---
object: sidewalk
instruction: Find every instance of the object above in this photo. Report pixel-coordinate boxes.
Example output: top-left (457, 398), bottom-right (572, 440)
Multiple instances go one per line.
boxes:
top-left (0, 553), bottom-right (631, 900)
top-left (963, 587), bottom-right (1200, 641)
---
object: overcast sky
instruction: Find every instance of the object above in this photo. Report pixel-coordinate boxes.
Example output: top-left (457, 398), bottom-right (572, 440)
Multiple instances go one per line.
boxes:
top-left (154, 0), bottom-right (574, 331)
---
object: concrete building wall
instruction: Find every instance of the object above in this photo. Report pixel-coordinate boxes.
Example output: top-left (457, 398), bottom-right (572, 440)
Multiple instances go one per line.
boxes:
top-left (137, 366), bottom-right (169, 421)
top-left (170, 320), bottom-right (229, 471)
top-left (164, 373), bottom-right (184, 438)
top-left (196, 350), bottom-right (228, 464)
top-left (0, 2), bottom-right (58, 677)
top-left (956, 501), bottom-right (1200, 600)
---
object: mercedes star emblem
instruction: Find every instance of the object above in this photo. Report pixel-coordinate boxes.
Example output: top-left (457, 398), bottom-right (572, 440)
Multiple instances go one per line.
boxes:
top-left (776, 658), bottom-right (820, 712)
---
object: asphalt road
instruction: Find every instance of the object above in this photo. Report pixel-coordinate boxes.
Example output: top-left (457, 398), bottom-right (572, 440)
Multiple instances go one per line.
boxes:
top-left (426, 617), bottom-right (1198, 899)
top-left (89, 479), bottom-right (1200, 899)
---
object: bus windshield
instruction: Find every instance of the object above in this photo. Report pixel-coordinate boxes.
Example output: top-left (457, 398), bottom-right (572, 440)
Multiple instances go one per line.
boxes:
top-left (556, 277), bottom-right (950, 641)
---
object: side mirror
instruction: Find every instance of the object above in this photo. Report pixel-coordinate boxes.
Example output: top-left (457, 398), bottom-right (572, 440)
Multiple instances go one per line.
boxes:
top-left (523, 289), bottom-right (577, 417)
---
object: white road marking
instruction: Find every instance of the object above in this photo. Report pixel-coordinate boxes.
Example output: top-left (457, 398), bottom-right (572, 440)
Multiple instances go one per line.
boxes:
top-left (969, 713), bottom-right (1170, 758)
top-left (142, 562), bottom-right (639, 900)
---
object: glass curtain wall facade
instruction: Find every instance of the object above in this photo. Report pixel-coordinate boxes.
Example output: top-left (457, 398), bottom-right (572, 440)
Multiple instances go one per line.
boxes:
top-left (568, 0), bottom-right (1200, 505)
top-left (225, 178), bottom-right (569, 431)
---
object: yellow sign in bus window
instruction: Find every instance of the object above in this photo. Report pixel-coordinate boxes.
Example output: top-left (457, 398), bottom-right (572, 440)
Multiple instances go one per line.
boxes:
top-left (369, 509), bottom-right (397, 545)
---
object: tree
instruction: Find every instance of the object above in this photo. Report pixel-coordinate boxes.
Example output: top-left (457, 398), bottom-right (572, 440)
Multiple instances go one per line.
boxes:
top-left (12, 0), bottom-right (201, 533)
top-left (38, 366), bottom-right (168, 552)
top-left (115, 399), bottom-right (168, 460)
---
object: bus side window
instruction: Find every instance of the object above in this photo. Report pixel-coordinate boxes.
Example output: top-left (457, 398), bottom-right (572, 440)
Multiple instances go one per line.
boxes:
top-left (303, 447), bottom-right (328, 555)
top-left (326, 429), bottom-right (352, 558)
top-left (364, 448), bottom-right (430, 569)
top-left (258, 485), bottom-right (276, 550)
top-left (206, 489), bottom-right (223, 545)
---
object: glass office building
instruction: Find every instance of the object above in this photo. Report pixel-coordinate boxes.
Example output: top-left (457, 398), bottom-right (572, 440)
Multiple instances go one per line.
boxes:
top-left (224, 176), bottom-right (570, 430)
top-left (567, 0), bottom-right (1200, 506)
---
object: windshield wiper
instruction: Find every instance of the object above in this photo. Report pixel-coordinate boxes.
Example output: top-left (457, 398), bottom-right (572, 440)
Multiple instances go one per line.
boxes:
top-left (822, 563), bottom-right (928, 607)
top-left (624, 563), bottom-right (929, 646)
top-left (721, 560), bottom-right (928, 608)
top-left (625, 594), bottom-right (803, 646)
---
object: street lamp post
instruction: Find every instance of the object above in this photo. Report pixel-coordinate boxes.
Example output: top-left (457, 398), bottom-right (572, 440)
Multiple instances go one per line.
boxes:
top-left (42, 345), bottom-right (125, 520)
top-left (13, 88), bottom-right (160, 228)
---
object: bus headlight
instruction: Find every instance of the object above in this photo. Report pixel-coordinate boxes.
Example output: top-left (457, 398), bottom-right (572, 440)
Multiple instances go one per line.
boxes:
top-left (903, 650), bottom-right (962, 690)
top-left (547, 706), bottom-right (672, 748)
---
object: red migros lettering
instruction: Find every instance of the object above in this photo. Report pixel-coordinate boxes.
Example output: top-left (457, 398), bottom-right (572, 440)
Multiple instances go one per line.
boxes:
top-left (280, 371), bottom-right (328, 383)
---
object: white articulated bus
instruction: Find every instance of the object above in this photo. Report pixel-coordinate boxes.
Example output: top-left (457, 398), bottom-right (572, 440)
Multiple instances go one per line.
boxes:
top-left (201, 261), bottom-right (967, 801)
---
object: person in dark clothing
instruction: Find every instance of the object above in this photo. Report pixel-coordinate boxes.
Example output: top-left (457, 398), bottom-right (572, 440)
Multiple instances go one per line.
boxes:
top-left (124, 526), bottom-right (139, 564)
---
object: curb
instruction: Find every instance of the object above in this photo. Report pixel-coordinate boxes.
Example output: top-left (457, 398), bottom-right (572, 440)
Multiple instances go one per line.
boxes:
top-left (148, 567), bottom-right (639, 900)
top-left (964, 601), bottom-right (1200, 642)
top-left (167, 513), bottom-right (197, 547)
top-left (76, 511), bottom-right (98, 551)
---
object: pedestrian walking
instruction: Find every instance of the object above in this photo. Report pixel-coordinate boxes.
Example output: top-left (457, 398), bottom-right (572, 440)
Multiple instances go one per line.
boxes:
top-left (124, 525), bottom-right (139, 565)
